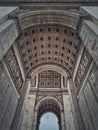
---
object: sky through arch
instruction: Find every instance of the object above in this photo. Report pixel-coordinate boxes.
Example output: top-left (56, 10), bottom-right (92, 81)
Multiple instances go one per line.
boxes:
top-left (39, 112), bottom-right (59, 130)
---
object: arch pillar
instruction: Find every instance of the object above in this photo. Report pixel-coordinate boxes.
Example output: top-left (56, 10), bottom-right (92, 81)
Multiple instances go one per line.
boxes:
top-left (21, 92), bottom-right (37, 130)
top-left (32, 110), bottom-right (38, 130)
top-left (67, 78), bottom-right (84, 130)
top-left (61, 110), bottom-right (66, 130)
top-left (62, 91), bottom-right (76, 130)
top-left (34, 96), bottom-right (64, 130)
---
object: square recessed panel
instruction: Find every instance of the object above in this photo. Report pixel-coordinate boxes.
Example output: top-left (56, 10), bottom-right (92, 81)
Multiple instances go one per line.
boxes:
top-left (38, 70), bottom-right (61, 88)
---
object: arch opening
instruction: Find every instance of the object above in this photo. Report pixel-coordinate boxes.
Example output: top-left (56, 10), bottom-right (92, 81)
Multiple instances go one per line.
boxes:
top-left (36, 98), bottom-right (63, 130)
top-left (39, 112), bottom-right (59, 130)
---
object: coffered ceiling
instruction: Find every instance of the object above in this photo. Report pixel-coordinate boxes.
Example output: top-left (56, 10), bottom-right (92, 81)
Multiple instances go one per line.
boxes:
top-left (17, 24), bottom-right (80, 75)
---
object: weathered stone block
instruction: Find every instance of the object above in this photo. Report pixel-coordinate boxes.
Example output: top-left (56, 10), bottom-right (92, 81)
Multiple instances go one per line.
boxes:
top-left (0, 20), bottom-right (18, 61)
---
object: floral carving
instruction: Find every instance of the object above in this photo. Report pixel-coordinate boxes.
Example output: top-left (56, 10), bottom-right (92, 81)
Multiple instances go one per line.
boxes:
top-left (5, 47), bottom-right (23, 93)
top-left (75, 49), bottom-right (92, 94)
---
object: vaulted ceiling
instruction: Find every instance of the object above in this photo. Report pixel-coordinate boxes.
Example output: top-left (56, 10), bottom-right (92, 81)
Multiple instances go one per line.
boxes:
top-left (17, 24), bottom-right (80, 75)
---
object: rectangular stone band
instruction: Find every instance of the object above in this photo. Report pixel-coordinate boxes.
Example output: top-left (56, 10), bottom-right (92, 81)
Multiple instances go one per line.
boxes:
top-left (0, 0), bottom-right (98, 2)
top-left (0, 20), bottom-right (18, 61)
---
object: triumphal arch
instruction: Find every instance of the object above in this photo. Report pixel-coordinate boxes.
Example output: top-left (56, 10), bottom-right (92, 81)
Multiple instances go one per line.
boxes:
top-left (0, 1), bottom-right (98, 130)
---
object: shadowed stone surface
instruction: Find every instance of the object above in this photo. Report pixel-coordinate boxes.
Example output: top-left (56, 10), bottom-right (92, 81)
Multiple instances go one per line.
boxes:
top-left (0, 5), bottom-right (98, 130)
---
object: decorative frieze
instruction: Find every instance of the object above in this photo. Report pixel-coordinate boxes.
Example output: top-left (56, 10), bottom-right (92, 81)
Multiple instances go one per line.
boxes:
top-left (4, 47), bottom-right (23, 93)
top-left (36, 92), bottom-right (62, 105)
top-left (75, 48), bottom-right (92, 94)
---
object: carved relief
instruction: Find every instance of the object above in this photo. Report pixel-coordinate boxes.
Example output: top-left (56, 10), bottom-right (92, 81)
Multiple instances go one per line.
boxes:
top-left (54, 95), bottom-right (63, 104)
top-left (36, 95), bottom-right (45, 104)
top-left (75, 49), bottom-right (92, 93)
top-left (5, 47), bottom-right (23, 93)
top-left (36, 92), bottom-right (63, 105)
top-left (38, 70), bottom-right (61, 88)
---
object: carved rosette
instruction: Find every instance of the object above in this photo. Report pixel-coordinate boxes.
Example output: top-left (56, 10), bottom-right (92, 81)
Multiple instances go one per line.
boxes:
top-left (5, 47), bottom-right (23, 93)
top-left (75, 48), bottom-right (92, 94)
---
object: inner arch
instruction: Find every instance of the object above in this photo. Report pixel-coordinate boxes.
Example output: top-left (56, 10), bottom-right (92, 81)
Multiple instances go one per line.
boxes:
top-left (39, 112), bottom-right (59, 130)
top-left (30, 64), bottom-right (68, 78)
top-left (36, 98), bottom-right (62, 130)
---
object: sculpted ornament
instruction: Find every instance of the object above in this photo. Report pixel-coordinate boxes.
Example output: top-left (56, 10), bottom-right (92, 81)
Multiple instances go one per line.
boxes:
top-left (5, 48), bottom-right (23, 93)
top-left (75, 49), bottom-right (92, 93)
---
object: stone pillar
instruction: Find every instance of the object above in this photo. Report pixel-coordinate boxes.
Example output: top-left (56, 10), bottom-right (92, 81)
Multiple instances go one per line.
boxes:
top-left (11, 78), bottom-right (31, 130)
top-left (68, 78), bottom-right (84, 130)
top-left (21, 92), bottom-right (36, 130)
top-left (32, 110), bottom-right (38, 130)
top-left (62, 93), bottom-right (76, 130)
top-left (61, 110), bottom-right (66, 130)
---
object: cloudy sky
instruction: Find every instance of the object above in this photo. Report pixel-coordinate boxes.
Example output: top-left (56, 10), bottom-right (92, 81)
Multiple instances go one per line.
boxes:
top-left (39, 112), bottom-right (59, 130)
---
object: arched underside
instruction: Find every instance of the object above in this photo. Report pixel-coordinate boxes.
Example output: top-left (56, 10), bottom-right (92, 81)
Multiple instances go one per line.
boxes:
top-left (17, 10), bottom-right (80, 30)
top-left (29, 64), bottom-right (69, 78)
top-left (36, 96), bottom-right (63, 111)
top-left (38, 99), bottom-right (61, 119)
top-left (36, 96), bottom-right (62, 130)
top-left (16, 13), bottom-right (80, 128)
top-left (17, 11), bottom-right (80, 75)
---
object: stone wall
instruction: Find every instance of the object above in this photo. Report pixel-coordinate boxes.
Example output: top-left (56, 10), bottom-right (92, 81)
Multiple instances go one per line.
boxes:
top-left (0, 62), bottom-right (19, 130)
top-left (0, 7), bottom-right (18, 61)
top-left (0, 7), bottom-right (25, 130)
top-left (80, 19), bottom-right (98, 66)
top-left (78, 63), bottom-right (98, 130)
top-left (63, 94), bottom-right (76, 130)
top-left (75, 7), bottom-right (98, 130)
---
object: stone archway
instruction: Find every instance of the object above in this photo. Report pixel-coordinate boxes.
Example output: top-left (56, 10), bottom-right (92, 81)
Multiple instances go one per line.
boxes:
top-left (8, 8), bottom-right (85, 130)
top-left (35, 97), bottom-right (64, 130)
top-left (0, 5), bottom-right (98, 130)
top-left (21, 67), bottom-right (77, 130)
